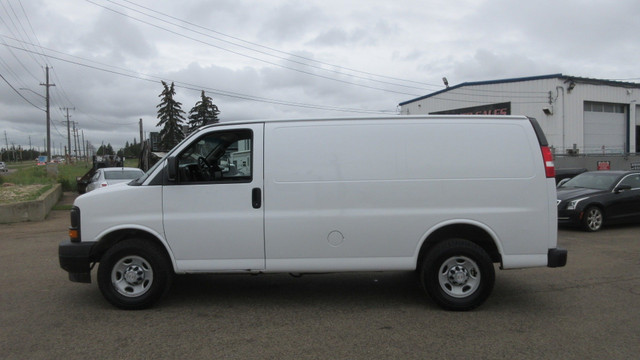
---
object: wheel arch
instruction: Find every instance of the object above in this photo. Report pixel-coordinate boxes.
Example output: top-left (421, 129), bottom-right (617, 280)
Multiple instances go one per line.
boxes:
top-left (89, 226), bottom-right (175, 271)
top-left (416, 221), bottom-right (502, 270)
top-left (583, 202), bottom-right (606, 216)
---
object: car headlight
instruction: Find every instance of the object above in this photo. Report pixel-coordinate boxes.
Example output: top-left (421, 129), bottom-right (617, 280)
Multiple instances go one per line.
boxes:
top-left (566, 197), bottom-right (588, 210)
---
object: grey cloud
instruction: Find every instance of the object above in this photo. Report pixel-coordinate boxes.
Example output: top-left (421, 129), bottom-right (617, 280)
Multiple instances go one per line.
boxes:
top-left (79, 9), bottom-right (157, 61)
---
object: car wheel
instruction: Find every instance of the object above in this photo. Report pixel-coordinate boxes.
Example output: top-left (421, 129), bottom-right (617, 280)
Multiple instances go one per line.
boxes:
top-left (420, 239), bottom-right (495, 311)
top-left (97, 239), bottom-right (173, 310)
top-left (582, 206), bottom-right (604, 232)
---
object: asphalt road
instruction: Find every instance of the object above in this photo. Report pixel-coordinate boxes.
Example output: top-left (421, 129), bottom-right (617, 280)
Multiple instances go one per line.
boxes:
top-left (1, 193), bottom-right (639, 359)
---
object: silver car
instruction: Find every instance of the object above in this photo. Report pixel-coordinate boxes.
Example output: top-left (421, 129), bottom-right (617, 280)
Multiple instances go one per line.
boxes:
top-left (85, 167), bottom-right (145, 192)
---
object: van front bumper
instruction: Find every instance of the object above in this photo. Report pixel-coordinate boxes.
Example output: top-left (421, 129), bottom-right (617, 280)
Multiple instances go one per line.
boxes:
top-left (548, 248), bottom-right (567, 268)
top-left (59, 241), bottom-right (96, 283)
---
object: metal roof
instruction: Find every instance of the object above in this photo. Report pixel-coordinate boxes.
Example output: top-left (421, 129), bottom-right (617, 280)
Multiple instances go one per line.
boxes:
top-left (399, 73), bottom-right (640, 106)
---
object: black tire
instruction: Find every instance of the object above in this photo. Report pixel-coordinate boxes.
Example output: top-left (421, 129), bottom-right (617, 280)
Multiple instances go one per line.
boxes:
top-left (97, 239), bottom-right (173, 310)
top-left (420, 239), bottom-right (495, 311)
top-left (581, 206), bottom-right (604, 232)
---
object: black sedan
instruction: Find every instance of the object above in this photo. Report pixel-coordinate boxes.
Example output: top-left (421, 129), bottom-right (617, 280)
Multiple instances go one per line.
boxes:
top-left (557, 171), bottom-right (640, 231)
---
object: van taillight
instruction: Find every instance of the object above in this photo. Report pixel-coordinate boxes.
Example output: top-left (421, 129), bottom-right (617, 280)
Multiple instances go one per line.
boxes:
top-left (541, 146), bottom-right (555, 178)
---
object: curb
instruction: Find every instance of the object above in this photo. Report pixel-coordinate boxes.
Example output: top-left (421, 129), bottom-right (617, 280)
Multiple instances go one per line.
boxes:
top-left (0, 184), bottom-right (63, 223)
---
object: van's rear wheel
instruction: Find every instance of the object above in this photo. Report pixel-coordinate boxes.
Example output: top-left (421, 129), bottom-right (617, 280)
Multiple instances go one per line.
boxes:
top-left (420, 239), bottom-right (495, 311)
top-left (98, 239), bottom-right (173, 310)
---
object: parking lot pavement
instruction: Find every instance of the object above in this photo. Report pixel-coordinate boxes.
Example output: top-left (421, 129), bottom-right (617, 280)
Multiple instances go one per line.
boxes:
top-left (0, 199), bottom-right (639, 359)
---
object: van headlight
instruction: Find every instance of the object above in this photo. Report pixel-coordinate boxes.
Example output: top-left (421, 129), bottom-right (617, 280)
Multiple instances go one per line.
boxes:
top-left (566, 197), bottom-right (588, 210)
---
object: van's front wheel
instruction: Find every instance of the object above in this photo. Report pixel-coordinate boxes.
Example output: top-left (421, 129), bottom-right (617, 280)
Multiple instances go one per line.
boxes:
top-left (421, 239), bottom-right (495, 311)
top-left (97, 239), bottom-right (173, 310)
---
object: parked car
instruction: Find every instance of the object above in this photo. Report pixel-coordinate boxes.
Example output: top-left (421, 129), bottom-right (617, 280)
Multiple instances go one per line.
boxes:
top-left (555, 168), bottom-right (587, 185)
top-left (85, 167), bottom-right (145, 193)
top-left (557, 170), bottom-right (640, 231)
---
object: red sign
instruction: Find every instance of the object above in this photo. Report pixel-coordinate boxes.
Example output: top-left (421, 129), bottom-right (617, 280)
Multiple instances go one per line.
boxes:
top-left (597, 161), bottom-right (610, 171)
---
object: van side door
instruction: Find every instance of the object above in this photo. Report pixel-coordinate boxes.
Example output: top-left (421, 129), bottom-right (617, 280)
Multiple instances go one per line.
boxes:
top-left (162, 124), bottom-right (265, 271)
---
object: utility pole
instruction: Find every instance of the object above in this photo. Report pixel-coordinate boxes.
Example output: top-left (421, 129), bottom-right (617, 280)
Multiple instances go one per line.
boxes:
top-left (4, 131), bottom-right (9, 162)
top-left (60, 107), bottom-right (74, 162)
top-left (40, 66), bottom-right (55, 161)
top-left (139, 118), bottom-right (144, 146)
top-left (72, 122), bottom-right (78, 160)
top-left (82, 130), bottom-right (86, 163)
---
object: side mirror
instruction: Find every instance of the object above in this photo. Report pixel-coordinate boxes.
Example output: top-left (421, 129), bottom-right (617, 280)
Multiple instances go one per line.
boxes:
top-left (167, 157), bottom-right (178, 182)
top-left (614, 185), bottom-right (632, 194)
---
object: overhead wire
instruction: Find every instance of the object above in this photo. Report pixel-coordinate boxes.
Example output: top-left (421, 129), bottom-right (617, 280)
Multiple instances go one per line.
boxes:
top-left (16, 0), bottom-right (49, 65)
top-left (105, 0), bottom-right (440, 92)
top-left (5, 0), bottom-right (44, 66)
top-left (117, 0), bottom-right (443, 90)
top-left (85, 0), bottom-right (423, 97)
top-left (107, 0), bottom-right (553, 98)
top-left (0, 1), bottom-right (41, 81)
top-left (1, 1), bottom-right (556, 127)
top-left (1, 39), bottom-right (396, 114)
top-left (0, 72), bottom-right (45, 111)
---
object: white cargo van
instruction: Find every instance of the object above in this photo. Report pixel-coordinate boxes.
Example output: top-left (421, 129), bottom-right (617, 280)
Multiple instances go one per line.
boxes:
top-left (59, 116), bottom-right (566, 311)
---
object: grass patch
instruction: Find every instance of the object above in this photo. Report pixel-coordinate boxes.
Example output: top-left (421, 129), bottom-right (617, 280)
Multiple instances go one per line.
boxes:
top-left (0, 161), bottom-right (91, 192)
top-left (0, 184), bottom-right (52, 204)
top-left (0, 159), bottom-right (142, 205)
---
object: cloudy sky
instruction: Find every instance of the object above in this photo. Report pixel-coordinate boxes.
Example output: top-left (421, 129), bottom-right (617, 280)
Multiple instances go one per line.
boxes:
top-left (1, 0), bottom-right (639, 153)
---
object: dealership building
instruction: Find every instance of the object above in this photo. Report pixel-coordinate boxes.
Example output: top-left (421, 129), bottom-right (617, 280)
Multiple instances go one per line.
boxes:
top-left (399, 74), bottom-right (640, 157)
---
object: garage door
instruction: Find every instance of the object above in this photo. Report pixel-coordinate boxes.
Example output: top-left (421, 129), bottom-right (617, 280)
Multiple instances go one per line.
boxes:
top-left (584, 102), bottom-right (626, 154)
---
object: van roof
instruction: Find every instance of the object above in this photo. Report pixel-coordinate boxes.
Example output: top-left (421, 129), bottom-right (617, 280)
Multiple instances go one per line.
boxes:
top-left (200, 114), bottom-right (532, 129)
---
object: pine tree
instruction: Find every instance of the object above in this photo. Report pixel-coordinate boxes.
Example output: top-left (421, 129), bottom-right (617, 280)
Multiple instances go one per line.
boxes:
top-left (156, 81), bottom-right (186, 150)
top-left (188, 90), bottom-right (220, 131)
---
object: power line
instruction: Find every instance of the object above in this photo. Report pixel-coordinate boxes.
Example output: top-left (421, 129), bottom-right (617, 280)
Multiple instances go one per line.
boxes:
top-left (85, 0), bottom-right (422, 97)
top-left (0, 32), bottom-right (557, 110)
top-left (0, 2), bottom-right (41, 80)
top-left (0, 72), bottom-right (44, 111)
top-left (105, 0), bottom-right (441, 92)
top-left (1, 40), bottom-right (397, 114)
top-left (4, 0), bottom-right (44, 66)
top-left (16, 0), bottom-right (49, 65)
top-left (117, 0), bottom-right (443, 89)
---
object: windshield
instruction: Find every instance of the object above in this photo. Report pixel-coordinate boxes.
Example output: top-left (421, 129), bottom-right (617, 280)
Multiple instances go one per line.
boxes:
top-left (560, 172), bottom-right (620, 191)
top-left (104, 170), bottom-right (144, 180)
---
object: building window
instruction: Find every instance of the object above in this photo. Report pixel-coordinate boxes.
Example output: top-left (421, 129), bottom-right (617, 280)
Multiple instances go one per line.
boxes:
top-left (584, 101), bottom-right (625, 113)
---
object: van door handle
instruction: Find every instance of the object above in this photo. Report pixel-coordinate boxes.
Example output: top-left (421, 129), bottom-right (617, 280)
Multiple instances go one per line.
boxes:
top-left (252, 188), bottom-right (262, 209)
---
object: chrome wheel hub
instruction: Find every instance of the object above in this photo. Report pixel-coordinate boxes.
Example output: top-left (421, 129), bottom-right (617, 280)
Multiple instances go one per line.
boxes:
top-left (111, 255), bottom-right (153, 297)
top-left (438, 256), bottom-right (481, 298)
top-left (123, 265), bottom-right (145, 285)
top-left (448, 265), bottom-right (470, 285)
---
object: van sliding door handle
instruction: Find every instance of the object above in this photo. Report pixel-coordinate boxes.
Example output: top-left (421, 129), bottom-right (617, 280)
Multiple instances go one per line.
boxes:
top-left (252, 188), bottom-right (262, 209)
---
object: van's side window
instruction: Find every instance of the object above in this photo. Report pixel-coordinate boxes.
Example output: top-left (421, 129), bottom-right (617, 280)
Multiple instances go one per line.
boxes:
top-left (176, 129), bottom-right (252, 183)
